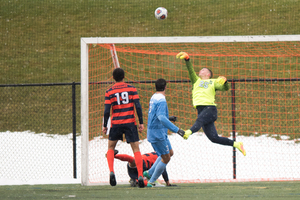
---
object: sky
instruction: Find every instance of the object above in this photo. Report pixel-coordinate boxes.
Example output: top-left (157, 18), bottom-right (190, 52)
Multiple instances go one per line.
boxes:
top-left (1, 131), bottom-right (300, 186)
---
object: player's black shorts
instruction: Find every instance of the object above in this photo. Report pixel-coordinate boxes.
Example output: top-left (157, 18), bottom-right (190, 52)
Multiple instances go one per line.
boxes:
top-left (109, 125), bottom-right (140, 143)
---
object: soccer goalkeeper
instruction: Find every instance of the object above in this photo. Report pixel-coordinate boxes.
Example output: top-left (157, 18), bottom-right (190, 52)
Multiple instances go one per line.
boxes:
top-left (176, 52), bottom-right (246, 156)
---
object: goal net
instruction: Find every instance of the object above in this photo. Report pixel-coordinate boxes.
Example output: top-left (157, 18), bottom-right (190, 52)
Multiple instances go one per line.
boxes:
top-left (81, 36), bottom-right (300, 185)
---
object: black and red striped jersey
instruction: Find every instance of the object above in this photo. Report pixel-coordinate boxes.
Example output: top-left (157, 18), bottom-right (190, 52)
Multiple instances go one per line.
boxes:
top-left (142, 152), bottom-right (159, 170)
top-left (104, 82), bottom-right (142, 127)
top-left (127, 151), bottom-right (169, 182)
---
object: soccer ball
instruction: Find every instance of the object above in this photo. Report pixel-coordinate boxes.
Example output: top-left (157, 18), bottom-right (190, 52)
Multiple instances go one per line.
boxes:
top-left (154, 7), bottom-right (168, 20)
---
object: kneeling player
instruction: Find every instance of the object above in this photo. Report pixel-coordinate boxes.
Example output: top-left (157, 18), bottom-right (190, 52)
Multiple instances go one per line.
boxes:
top-left (113, 150), bottom-right (176, 187)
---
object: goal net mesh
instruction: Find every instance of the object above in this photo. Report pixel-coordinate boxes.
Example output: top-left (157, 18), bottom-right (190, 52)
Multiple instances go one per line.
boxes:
top-left (85, 40), bottom-right (300, 184)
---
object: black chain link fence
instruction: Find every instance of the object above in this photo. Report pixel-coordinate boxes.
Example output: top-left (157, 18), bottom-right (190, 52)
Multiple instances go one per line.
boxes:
top-left (0, 83), bottom-right (80, 182)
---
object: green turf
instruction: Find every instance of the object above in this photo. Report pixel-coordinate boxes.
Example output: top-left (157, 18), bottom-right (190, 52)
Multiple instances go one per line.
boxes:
top-left (1, 182), bottom-right (300, 200)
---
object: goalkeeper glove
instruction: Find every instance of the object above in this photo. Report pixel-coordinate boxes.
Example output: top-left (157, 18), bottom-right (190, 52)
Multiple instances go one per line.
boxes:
top-left (176, 52), bottom-right (190, 61)
top-left (216, 76), bottom-right (227, 85)
top-left (183, 130), bottom-right (192, 140)
top-left (177, 129), bottom-right (185, 137)
top-left (169, 116), bottom-right (177, 122)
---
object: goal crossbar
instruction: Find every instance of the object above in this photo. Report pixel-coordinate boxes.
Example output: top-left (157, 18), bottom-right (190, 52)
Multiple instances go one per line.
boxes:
top-left (81, 35), bottom-right (300, 44)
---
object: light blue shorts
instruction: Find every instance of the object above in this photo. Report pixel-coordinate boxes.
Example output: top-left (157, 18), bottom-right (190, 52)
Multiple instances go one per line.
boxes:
top-left (151, 138), bottom-right (172, 156)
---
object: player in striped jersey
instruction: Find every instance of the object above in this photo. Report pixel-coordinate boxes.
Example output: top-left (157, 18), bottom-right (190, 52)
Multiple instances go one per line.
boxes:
top-left (102, 68), bottom-right (145, 187)
top-left (176, 52), bottom-right (246, 156)
top-left (112, 150), bottom-right (176, 187)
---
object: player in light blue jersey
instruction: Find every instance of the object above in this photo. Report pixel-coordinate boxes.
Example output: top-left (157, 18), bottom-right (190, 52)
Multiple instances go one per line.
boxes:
top-left (143, 78), bottom-right (185, 187)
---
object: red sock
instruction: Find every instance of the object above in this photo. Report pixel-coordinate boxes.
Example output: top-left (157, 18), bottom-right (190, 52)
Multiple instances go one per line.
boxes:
top-left (106, 149), bottom-right (115, 173)
top-left (134, 151), bottom-right (143, 177)
top-left (114, 154), bottom-right (135, 163)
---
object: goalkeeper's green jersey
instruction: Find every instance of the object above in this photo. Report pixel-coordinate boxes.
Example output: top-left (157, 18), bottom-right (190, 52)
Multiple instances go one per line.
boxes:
top-left (185, 60), bottom-right (230, 107)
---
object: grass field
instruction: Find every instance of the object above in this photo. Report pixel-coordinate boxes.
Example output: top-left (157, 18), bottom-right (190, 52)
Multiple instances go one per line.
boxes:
top-left (1, 182), bottom-right (300, 200)
top-left (1, 0), bottom-right (300, 84)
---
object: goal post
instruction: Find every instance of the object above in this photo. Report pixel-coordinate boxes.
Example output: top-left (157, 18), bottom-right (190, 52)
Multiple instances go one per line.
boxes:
top-left (81, 36), bottom-right (300, 186)
top-left (80, 38), bottom-right (89, 186)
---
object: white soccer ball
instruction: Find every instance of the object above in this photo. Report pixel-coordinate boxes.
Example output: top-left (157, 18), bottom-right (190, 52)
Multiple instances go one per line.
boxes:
top-left (154, 7), bottom-right (168, 20)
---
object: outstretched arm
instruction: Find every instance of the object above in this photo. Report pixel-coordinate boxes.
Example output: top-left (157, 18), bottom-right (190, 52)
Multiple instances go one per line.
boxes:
top-left (185, 60), bottom-right (199, 84)
top-left (157, 101), bottom-right (184, 136)
top-left (176, 52), bottom-right (199, 84)
top-left (157, 114), bottom-right (179, 133)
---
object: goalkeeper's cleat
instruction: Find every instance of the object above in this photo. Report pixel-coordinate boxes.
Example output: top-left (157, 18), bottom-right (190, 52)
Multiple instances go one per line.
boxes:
top-left (183, 130), bottom-right (192, 140)
top-left (176, 52), bottom-right (190, 61)
top-left (147, 182), bottom-right (155, 187)
top-left (143, 171), bottom-right (151, 180)
top-left (138, 176), bottom-right (145, 188)
top-left (234, 142), bottom-right (246, 156)
top-left (177, 129), bottom-right (185, 137)
top-left (109, 172), bottom-right (117, 186)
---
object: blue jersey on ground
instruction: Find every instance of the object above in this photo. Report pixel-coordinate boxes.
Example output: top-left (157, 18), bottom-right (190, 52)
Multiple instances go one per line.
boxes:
top-left (147, 93), bottom-right (179, 143)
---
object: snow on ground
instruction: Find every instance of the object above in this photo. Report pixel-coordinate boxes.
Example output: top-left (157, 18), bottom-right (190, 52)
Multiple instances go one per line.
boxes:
top-left (0, 131), bottom-right (299, 185)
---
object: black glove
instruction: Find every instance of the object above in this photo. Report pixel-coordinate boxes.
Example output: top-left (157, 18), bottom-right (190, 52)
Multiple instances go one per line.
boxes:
top-left (169, 116), bottom-right (177, 122)
top-left (177, 129), bottom-right (185, 137)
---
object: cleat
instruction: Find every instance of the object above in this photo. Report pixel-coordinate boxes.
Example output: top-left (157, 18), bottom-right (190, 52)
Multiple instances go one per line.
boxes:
top-left (143, 171), bottom-right (151, 180)
top-left (105, 149), bottom-right (119, 158)
top-left (236, 142), bottom-right (246, 156)
top-left (114, 149), bottom-right (119, 156)
top-left (147, 182), bottom-right (155, 187)
top-left (154, 180), bottom-right (166, 187)
top-left (129, 178), bottom-right (137, 187)
top-left (109, 172), bottom-right (116, 186)
top-left (146, 181), bottom-right (165, 187)
top-left (166, 184), bottom-right (177, 187)
top-left (138, 176), bottom-right (145, 188)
